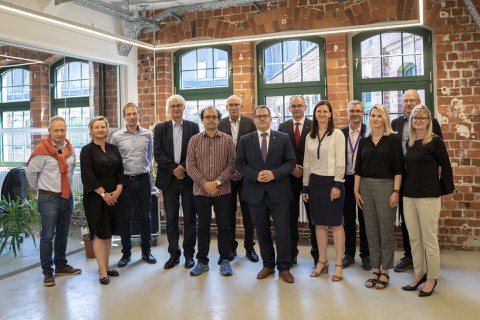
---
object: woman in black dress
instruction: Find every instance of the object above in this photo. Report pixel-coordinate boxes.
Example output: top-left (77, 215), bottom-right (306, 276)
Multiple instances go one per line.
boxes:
top-left (80, 116), bottom-right (124, 285)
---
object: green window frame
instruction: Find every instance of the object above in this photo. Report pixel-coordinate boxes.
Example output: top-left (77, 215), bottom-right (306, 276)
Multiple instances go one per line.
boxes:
top-left (257, 37), bottom-right (326, 129)
top-left (352, 27), bottom-right (433, 120)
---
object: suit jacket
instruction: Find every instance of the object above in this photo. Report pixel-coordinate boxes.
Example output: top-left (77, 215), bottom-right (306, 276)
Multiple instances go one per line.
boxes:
top-left (236, 130), bottom-right (296, 205)
top-left (153, 119), bottom-right (200, 191)
top-left (277, 118), bottom-right (312, 166)
top-left (218, 115), bottom-right (257, 147)
top-left (341, 123), bottom-right (367, 177)
top-left (391, 115), bottom-right (443, 140)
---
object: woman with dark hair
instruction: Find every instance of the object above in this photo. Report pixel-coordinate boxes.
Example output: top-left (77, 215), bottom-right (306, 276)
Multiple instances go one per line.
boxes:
top-left (354, 104), bottom-right (404, 289)
top-left (80, 116), bottom-right (124, 285)
top-left (302, 100), bottom-right (346, 281)
top-left (401, 105), bottom-right (454, 297)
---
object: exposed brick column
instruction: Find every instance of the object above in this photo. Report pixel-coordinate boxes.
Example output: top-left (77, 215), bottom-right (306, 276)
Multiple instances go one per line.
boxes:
top-left (232, 42), bottom-right (256, 116)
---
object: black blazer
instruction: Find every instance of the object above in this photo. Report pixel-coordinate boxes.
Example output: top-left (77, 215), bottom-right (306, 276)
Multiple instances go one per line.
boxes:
top-left (341, 123), bottom-right (367, 176)
top-left (218, 115), bottom-right (256, 147)
top-left (236, 130), bottom-right (296, 205)
top-left (153, 119), bottom-right (199, 191)
top-left (277, 118), bottom-right (312, 166)
top-left (391, 115), bottom-right (443, 140)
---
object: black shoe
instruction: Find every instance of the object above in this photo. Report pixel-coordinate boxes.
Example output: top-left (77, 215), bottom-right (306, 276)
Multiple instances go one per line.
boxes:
top-left (342, 255), bottom-right (355, 268)
top-left (246, 248), bottom-right (259, 263)
top-left (402, 274), bottom-right (427, 291)
top-left (107, 269), bottom-right (120, 277)
top-left (99, 277), bottom-right (110, 285)
top-left (118, 255), bottom-right (131, 268)
top-left (142, 253), bottom-right (157, 264)
top-left (394, 256), bottom-right (413, 272)
top-left (419, 279), bottom-right (437, 297)
top-left (164, 257), bottom-right (180, 269)
top-left (184, 257), bottom-right (195, 269)
top-left (361, 256), bottom-right (372, 271)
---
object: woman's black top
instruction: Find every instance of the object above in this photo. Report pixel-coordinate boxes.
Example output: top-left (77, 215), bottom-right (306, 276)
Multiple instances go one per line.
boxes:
top-left (403, 136), bottom-right (454, 198)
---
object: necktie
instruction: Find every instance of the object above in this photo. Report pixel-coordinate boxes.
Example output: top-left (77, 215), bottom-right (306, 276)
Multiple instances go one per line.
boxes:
top-left (261, 132), bottom-right (268, 162)
top-left (294, 122), bottom-right (301, 147)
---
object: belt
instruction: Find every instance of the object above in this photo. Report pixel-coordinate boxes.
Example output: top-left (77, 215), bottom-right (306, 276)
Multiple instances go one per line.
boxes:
top-left (125, 173), bottom-right (149, 180)
top-left (39, 189), bottom-right (62, 197)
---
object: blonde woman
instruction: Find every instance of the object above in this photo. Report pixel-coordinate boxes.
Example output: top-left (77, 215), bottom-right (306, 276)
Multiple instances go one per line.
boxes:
top-left (401, 105), bottom-right (454, 297)
top-left (354, 105), bottom-right (404, 289)
top-left (80, 116), bottom-right (124, 285)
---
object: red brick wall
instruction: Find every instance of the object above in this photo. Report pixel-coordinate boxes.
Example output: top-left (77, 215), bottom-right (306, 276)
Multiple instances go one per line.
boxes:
top-left (138, 0), bottom-right (480, 250)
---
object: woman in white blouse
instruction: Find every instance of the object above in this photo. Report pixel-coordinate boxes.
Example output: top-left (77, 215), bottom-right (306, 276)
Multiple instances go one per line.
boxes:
top-left (302, 100), bottom-right (346, 281)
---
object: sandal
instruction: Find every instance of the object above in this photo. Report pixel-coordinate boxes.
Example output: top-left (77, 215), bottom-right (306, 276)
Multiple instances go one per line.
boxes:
top-left (365, 272), bottom-right (380, 288)
top-left (375, 273), bottom-right (390, 289)
top-left (331, 264), bottom-right (344, 282)
top-left (310, 261), bottom-right (329, 277)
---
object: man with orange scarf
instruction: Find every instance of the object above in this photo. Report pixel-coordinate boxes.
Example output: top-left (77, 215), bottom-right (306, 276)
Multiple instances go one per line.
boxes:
top-left (26, 116), bottom-right (81, 287)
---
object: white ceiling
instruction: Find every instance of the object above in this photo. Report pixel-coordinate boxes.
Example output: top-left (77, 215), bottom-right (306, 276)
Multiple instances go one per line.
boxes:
top-left (107, 0), bottom-right (219, 11)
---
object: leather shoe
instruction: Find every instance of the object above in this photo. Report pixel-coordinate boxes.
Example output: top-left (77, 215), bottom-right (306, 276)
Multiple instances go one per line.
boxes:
top-left (246, 248), bottom-right (259, 263)
top-left (164, 257), bottom-right (180, 269)
top-left (279, 270), bottom-right (295, 283)
top-left (99, 277), bottom-right (110, 285)
top-left (257, 267), bottom-right (275, 279)
top-left (106, 269), bottom-right (119, 277)
top-left (117, 255), bottom-right (131, 268)
top-left (142, 253), bottom-right (157, 264)
top-left (184, 257), bottom-right (195, 269)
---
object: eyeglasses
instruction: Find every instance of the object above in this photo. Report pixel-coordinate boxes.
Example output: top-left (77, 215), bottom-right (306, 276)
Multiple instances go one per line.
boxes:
top-left (202, 115), bottom-right (219, 120)
top-left (227, 103), bottom-right (241, 108)
top-left (403, 99), bottom-right (419, 104)
top-left (348, 109), bottom-right (364, 114)
top-left (290, 104), bottom-right (305, 109)
top-left (412, 117), bottom-right (429, 122)
top-left (254, 114), bottom-right (270, 119)
top-left (169, 104), bottom-right (184, 109)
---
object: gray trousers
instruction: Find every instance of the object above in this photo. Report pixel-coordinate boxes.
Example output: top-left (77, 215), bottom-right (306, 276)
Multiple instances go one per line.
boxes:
top-left (360, 178), bottom-right (396, 270)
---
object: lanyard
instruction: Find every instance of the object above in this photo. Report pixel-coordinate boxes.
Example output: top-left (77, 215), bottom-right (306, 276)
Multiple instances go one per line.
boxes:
top-left (316, 131), bottom-right (328, 160)
top-left (348, 132), bottom-right (361, 163)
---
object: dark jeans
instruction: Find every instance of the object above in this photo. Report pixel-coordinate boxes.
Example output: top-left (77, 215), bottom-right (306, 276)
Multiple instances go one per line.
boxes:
top-left (343, 175), bottom-right (369, 258)
top-left (162, 178), bottom-right (197, 259)
top-left (249, 193), bottom-right (291, 272)
top-left (38, 194), bottom-right (73, 275)
top-left (229, 179), bottom-right (255, 251)
top-left (117, 173), bottom-right (152, 256)
top-left (194, 194), bottom-right (232, 265)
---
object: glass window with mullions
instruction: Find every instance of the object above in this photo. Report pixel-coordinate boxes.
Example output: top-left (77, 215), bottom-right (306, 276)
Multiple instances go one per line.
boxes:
top-left (1, 68), bottom-right (30, 102)
top-left (55, 61), bottom-right (90, 98)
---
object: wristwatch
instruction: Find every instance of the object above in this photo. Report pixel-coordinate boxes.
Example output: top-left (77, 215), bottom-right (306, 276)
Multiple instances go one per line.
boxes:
top-left (216, 180), bottom-right (222, 186)
top-left (393, 189), bottom-right (400, 194)
top-left (101, 192), bottom-right (106, 198)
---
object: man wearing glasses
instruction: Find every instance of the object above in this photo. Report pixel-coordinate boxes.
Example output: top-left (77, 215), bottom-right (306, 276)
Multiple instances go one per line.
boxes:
top-left (218, 95), bottom-right (259, 263)
top-left (278, 96), bottom-right (318, 266)
top-left (154, 95), bottom-right (199, 270)
top-left (186, 107), bottom-right (236, 276)
top-left (236, 106), bottom-right (297, 283)
top-left (391, 89), bottom-right (443, 272)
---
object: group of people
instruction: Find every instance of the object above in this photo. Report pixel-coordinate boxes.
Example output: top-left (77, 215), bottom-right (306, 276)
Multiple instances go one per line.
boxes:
top-left (25, 90), bottom-right (454, 296)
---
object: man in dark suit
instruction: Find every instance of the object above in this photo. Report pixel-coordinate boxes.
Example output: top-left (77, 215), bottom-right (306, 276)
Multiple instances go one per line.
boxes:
top-left (391, 89), bottom-right (443, 272)
top-left (154, 94), bottom-right (199, 270)
top-left (236, 105), bottom-right (297, 283)
top-left (218, 95), bottom-right (259, 263)
top-left (341, 100), bottom-right (370, 270)
top-left (278, 96), bottom-right (318, 266)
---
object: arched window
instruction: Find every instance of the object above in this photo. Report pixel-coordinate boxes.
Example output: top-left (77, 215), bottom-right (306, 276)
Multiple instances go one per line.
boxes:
top-left (174, 46), bottom-right (232, 127)
top-left (352, 28), bottom-right (433, 120)
top-left (257, 37), bottom-right (326, 129)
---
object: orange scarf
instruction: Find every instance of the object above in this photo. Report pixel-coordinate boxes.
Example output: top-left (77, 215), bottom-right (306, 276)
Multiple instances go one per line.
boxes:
top-left (28, 138), bottom-right (73, 199)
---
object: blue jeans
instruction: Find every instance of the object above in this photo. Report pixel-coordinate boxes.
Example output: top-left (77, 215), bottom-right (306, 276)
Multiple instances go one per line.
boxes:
top-left (38, 194), bottom-right (73, 275)
top-left (117, 174), bottom-right (152, 255)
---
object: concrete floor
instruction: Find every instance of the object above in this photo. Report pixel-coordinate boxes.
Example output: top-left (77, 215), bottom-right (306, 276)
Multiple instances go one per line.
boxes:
top-left (0, 235), bottom-right (479, 320)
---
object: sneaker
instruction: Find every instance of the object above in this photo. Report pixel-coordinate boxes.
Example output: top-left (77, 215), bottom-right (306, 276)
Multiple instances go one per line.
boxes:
top-left (190, 262), bottom-right (209, 276)
top-left (55, 264), bottom-right (82, 275)
top-left (394, 256), bottom-right (413, 272)
top-left (44, 274), bottom-right (55, 287)
top-left (342, 255), bottom-right (355, 268)
top-left (361, 256), bottom-right (372, 270)
top-left (219, 259), bottom-right (233, 277)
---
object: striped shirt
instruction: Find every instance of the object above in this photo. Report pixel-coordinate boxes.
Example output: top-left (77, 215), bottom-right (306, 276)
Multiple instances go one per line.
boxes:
top-left (186, 130), bottom-right (236, 196)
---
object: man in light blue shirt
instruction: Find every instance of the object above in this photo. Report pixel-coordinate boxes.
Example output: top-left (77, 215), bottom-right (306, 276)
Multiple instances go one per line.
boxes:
top-left (111, 102), bottom-right (156, 267)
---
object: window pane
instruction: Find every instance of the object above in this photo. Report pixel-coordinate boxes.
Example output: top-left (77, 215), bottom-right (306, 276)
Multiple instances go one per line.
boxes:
top-left (264, 43), bottom-right (283, 84)
top-left (181, 70), bottom-right (196, 89)
top-left (181, 51), bottom-right (197, 70)
top-left (1, 69), bottom-right (30, 102)
top-left (302, 44), bottom-right (320, 81)
top-left (69, 62), bottom-right (82, 80)
top-left (56, 62), bottom-right (89, 97)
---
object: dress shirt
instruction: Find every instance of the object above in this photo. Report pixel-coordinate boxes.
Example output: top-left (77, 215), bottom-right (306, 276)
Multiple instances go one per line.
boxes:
top-left (110, 126), bottom-right (152, 175)
top-left (346, 125), bottom-right (361, 175)
top-left (401, 116), bottom-right (409, 155)
top-left (292, 117), bottom-right (305, 132)
top-left (229, 115), bottom-right (241, 145)
top-left (172, 120), bottom-right (183, 164)
top-left (186, 130), bottom-right (236, 197)
top-left (257, 129), bottom-right (271, 153)
top-left (26, 139), bottom-right (76, 192)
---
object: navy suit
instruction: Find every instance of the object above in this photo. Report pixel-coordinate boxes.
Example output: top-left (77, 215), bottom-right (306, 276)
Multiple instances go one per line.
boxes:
top-left (153, 119), bottom-right (199, 259)
top-left (391, 115), bottom-right (443, 260)
top-left (341, 124), bottom-right (369, 259)
top-left (278, 118), bottom-right (318, 264)
top-left (236, 130), bottom-right (296, 271)
top-left (218, 115), bottom-right (257, 253)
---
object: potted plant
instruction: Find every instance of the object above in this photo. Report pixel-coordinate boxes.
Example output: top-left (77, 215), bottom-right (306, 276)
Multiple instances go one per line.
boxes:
top-left (71, 190), bottom-right (94, 258)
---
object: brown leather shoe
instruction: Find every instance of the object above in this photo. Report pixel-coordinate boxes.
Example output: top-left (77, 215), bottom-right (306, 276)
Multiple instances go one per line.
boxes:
top-left (279, 271), bottom-right (295, 283)
top-left (257, 267), bottom-right (275, 279)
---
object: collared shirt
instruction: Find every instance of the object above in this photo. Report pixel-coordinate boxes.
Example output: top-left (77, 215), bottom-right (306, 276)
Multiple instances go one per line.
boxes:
top-left (292, 116), bottom-right (306, 132)
top-left (257, 129), bottom-right (271, 153)
top-left (346, 124), bottom-right (361, 175)
top-left (25, 139), bottom-right (76, 192)
top-left (186, 130), bottom-right (236, 197)
top-left (401, 115), bottom-right (409, 155)
top-left (172, 119), bottom-right (183, 164)
top-left (229, 114), bottom-right (241, 145)
top-left (110, 125), bottom-right (152, 175)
